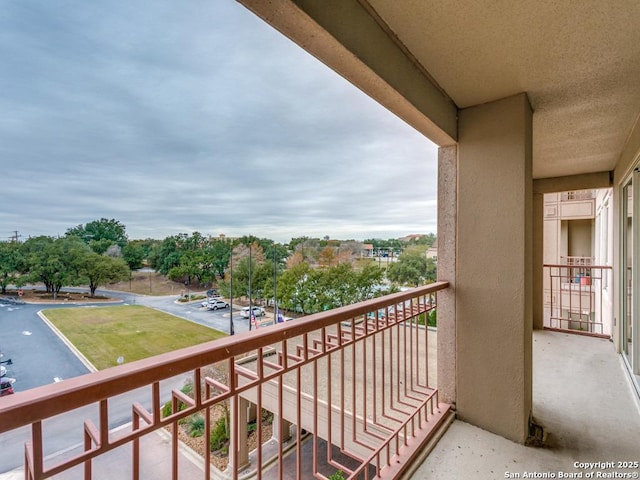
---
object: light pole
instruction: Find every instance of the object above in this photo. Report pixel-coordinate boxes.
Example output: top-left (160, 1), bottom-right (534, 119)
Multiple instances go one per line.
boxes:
top-left (273, 244), bottom-right (278, 323)
top-left (248, 245), bottom-right (253, 331)
top-left (229, 253), bottom-right (235, 335)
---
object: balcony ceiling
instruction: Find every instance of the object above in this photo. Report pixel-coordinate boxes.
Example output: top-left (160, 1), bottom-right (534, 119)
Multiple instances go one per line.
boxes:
top-left (239, 0), bottom-right (640, 179)
top-left (365, 0), bottom-right (640, 179)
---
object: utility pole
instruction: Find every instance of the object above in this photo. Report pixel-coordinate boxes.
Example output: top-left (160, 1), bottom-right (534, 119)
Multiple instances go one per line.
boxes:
top-left (8, 231), bottom-right (21, 242)
top-left (273, 244), bottom-right (278, 323)
top-left (229, 253), bottom-right (235, 335)
top-left (248, 246), bottom-right (253, 331)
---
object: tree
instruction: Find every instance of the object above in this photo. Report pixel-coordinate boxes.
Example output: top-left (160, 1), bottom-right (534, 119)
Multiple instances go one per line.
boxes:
top-left (289, 237), bottom-right (320, 263)
top-left (204, 238), bottom-right (232, 278)
top-left (123, 238), bottom-right (159, 270)
top-left (318, 263), bottom-right (357, 308)
top-left (276, 260), bottom-right (384, 314)
top-left (424, 257), bottom-right (437, 283)
top-left (122, 242), bottom-right (146, 270)
top-left (152, 232), bottom-right (226, 286)
top-left (263, 242), bottom-right (289, 266)
top-left (167, 250), bottom-right (205, 288)
top-left (277, 262), bottom-right (316, 314)
top-left (0, 241), bottom-right (24, 293)
top-left (82, 253), bottom-right (130, 296)
top-left (66, 218), bottom-right (128, 254)
top-left (22, 236), bottom-right (90, 295)
top-left (223, 242), bottom-right (265, 300)
top-left (404, 233), bottom-right (436, 248)
top-left (286, 251), bottom-right (305, 268)
top-left (353, 262), bottom-right (385, 300)
top-left (317, 246), bottom-right (337, 268)
top-left (386, 251), bottom-right (437, 287)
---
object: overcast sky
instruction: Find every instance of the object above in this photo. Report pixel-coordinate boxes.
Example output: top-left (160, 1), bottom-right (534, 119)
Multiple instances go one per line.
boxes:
top-left (0, 1), bottom-right (438, 244)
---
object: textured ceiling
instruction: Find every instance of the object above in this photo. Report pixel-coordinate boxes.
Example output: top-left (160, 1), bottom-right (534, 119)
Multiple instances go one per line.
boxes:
top-left (365, 0), bottom-right (640, 178)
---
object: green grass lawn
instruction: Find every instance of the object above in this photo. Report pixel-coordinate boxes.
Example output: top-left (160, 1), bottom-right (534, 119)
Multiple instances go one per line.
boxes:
top-left (44, 305), bottom-right (226, 370)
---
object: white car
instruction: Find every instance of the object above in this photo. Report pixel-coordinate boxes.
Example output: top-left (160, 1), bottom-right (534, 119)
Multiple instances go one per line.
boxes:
top-left (241, 306), bottom-right (265, 318)
top-left (206, 299), bottom-right (229, 310)
top-left (201, 296), bottom-right (222, 308)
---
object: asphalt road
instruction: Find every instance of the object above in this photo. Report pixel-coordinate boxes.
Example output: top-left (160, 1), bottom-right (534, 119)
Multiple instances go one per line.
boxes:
top-left (0, 302), bottom-right (92, 391)
top-left (0, 291), bottom-right (252, 474)
top-left (122, 291), bottom-right (256, 335)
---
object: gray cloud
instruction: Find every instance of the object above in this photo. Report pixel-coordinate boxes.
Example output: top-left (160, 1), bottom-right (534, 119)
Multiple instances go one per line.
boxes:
top-left (0, 0), bottom-right (437, 243)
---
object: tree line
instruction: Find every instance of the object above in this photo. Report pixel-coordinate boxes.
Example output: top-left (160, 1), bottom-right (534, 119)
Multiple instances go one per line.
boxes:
top-left (0, 219), bottom-right (437, 312)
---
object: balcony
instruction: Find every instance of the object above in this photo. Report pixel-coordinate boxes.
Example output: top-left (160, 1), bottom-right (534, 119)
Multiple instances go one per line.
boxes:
top-left (543, 263), bottom-right (613, 337)
top-left (1, 281), bottom-right (639, 480)
top-left (409, 329), bottom-right (640, 479)
top-left (0, 283), bottom-right (450, 480)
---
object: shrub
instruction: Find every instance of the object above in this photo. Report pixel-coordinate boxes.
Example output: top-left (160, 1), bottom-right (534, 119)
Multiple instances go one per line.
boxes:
top-left (416, 309), bottom-right (437, 327)
top-left (209, 415), bottom-right (229, 452)
top-left (427, 309), bottom-right (437, 327)
top-left (187, 414), bottom-right (205, 437)
top-left (181, 382), bottom-right (194, 396)
top-left (161, 383), bottom-right (193, 418)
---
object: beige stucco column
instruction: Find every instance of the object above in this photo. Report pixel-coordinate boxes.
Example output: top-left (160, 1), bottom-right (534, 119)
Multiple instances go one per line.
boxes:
top-left (229, 396), bottom-right (250, 471)
top-left (272, 415), bottom-right (292, 443)
top-left (248, 402), bottom-right (257, 423)
top-left (456, 93), bottom-right (533, 443)
top-left (437, 144), bottom-right (457, 406)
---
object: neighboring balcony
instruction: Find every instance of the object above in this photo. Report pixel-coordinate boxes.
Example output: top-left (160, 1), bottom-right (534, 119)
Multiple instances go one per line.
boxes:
top-left (0, 283), bottom-right (450, 480)
top-left (559, 190), bottom-right (596, 202)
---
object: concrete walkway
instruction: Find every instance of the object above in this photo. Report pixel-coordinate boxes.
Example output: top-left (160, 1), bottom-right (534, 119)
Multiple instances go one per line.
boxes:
top-left (408, 330), bottom-right (640, 480)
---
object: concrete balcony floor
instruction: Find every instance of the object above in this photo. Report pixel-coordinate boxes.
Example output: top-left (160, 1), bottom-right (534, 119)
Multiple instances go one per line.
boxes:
top-left (408, 330), bottom-right (640, 480)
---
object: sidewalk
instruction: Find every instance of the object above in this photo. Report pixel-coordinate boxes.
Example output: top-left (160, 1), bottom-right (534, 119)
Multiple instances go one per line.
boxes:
top-left (0, 427), bottom-right (206, 480)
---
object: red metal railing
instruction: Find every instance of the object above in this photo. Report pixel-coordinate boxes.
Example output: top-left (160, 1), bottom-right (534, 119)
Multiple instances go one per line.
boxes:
top-left (0, 282), bottom-right (450, 480)
top-left (559, 256), bottom-right (593, 266)
top-left (544, 264), bottom-right (612, 337)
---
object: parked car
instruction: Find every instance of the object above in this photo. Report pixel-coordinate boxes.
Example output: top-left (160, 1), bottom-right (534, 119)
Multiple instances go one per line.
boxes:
top-left (201, 296), bottom-right (221, 308)
top-left (1, 297), bottom-right (25, 305)
top-left (206, 299), bottom-right (229, 310)
top-left (241, 306), bottom-right (265, 318)
top-left (0, 377), bottom-right (15, 396)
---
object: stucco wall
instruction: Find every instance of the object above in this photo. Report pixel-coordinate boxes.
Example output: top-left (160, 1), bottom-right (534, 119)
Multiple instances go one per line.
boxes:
top-left (455, 93), bottom-right (533, 443)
